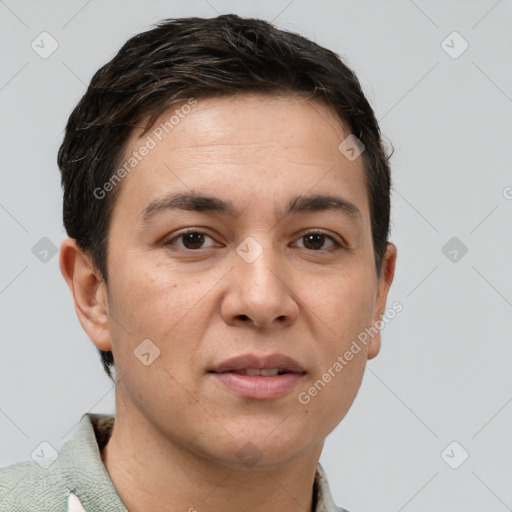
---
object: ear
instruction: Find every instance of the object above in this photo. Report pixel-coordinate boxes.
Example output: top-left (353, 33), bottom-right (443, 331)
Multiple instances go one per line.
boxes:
top-left (59, 238), bottom-right (112, 352)
top-left (367, 242), bottom-right (397, 360)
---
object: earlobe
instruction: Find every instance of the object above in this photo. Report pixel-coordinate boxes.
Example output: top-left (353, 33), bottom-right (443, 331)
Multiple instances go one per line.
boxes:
top-left (59, 238), bottom-right (112, 352)
top-left (367, 332), bottom-right (381, 360)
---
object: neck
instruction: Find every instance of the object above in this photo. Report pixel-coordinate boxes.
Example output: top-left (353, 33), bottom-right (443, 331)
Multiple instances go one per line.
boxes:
top-left (100, 405), bottom-right (322, 512)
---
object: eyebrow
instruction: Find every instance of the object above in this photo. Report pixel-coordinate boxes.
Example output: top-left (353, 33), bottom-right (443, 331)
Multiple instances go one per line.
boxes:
top-left (140, 192), bottom-right (362, 223)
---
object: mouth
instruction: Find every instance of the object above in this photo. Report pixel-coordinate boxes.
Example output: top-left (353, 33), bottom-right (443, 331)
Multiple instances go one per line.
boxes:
top-left (208, 353), bottom-right (306, 400)
top-left (223, 368), bottom-right (294, 376)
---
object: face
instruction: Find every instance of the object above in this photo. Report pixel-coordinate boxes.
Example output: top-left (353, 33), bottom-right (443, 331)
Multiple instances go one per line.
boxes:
top-left (99, 93), bottom-right (395, 468)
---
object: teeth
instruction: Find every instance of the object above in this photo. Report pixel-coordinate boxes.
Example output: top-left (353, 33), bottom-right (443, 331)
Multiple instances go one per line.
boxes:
top-left (241, 368), bottom-right (281, 376)
top-left (261, 368), bottom-right (279, 376)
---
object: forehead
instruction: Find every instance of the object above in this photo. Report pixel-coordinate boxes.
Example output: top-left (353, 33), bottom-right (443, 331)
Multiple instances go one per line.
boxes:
top-left (113, 93), bottom-right (369, 225)
top-left (138, 93), bottom-right (349, 158)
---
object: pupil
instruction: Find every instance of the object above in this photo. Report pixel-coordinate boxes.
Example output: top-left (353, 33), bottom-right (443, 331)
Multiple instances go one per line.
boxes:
top-left (183, 232), bottom-right (204, 249)
top-left (304, 234), bottom-right (324, 250)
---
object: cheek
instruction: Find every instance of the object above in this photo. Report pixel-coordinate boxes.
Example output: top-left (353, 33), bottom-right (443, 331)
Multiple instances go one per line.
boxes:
top-left (106, 259), bottom-right (221, 382)
top-left (295, 273), bottom-right (373, 413)
top-left (108, 258), bottom-right (195, 334)
top-left (295, 351), bottom-right (366, 442)
top-left (304, 272), bottom-right (376, 342)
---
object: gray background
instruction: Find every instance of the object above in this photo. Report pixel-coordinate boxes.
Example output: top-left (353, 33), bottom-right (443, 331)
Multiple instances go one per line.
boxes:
top-left (1, 1), bottom-right (511, 511)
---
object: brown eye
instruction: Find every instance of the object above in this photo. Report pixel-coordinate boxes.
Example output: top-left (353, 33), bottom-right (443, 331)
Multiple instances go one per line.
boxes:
top-left (303, 234), bottom-right (326, 250)
top-left (295, 232), bottom-right (341, 251)
top-left (181, 232), bottom-right (205, 249)
top-left (164, 231), bottom-right (217, 250)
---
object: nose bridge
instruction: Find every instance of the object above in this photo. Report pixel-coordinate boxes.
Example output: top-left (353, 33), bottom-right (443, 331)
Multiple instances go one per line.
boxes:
top-left (223, 234), bottom-right (298, 328)
top-left (236, 234), bottom-right (286, 296)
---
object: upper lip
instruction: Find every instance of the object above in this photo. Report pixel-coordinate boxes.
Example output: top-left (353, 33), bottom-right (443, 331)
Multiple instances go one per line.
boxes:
top-left (209, 353), bottom-right (306, 374)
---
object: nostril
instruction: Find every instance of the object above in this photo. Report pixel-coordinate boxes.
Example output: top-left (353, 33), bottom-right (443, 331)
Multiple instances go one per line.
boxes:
top-left (238, 314), bottom-right (250, 321)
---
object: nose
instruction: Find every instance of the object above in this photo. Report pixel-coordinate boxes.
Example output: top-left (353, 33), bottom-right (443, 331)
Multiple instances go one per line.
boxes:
top-left (220, 238), bottom-right (299, 329)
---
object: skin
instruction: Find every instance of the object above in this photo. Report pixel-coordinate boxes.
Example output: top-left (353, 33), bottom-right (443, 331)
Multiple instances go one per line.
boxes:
top-left (60, 93), bottom-right (396, 512)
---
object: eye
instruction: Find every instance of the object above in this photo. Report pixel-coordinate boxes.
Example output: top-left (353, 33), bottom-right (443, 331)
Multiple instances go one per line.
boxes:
top-left (163, 230), bottom-right (217, 250)
top-left (163, 229), bottom-right (343, 252)
top-left (293, 231), bottom-right (343, 251)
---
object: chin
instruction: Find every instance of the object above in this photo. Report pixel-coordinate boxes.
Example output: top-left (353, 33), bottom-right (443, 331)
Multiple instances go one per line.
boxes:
top-left (211, 426), bottom-right (316, 470)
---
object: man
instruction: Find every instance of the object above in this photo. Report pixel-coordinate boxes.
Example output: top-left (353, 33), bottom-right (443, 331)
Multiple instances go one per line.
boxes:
top-left (0, 14), bottom-right (396, 512)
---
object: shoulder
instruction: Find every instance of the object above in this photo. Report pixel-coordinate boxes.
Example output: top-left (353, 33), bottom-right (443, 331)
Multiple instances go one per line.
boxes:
top-left (0, 412), bottom-right (115, 512)
top-left (0, 457), bottom-right (68, 511)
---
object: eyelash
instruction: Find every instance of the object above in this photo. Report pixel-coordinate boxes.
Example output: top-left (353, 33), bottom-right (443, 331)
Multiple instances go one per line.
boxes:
top-left (162, 228), bottom-right (345, 252)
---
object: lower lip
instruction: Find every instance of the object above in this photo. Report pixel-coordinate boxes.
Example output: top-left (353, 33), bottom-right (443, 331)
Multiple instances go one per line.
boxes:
top-left (210, 372), bottom-right (304, 400)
